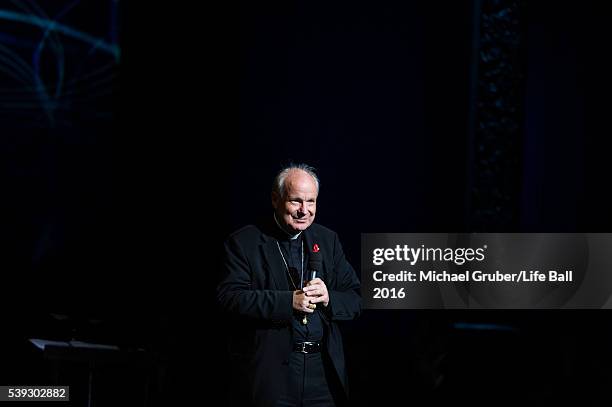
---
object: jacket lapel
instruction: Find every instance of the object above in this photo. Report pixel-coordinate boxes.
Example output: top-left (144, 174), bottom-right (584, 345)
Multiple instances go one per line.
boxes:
top-left (303, 226), bottom-right (326, 281)
top-left (260, 233), bottom-right (290, 290)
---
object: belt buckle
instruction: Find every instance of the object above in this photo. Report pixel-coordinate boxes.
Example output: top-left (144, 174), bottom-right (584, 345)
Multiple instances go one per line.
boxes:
top-left (298, 342), bottom-right (308, 353)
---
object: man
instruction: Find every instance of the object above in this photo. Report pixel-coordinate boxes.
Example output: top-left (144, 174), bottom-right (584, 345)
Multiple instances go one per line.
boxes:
top-left (217, 164), bottom-right (361, 407)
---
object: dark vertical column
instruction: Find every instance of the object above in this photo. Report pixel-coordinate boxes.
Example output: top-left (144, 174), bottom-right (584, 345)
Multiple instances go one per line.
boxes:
top-left (467, 0), bottom-right (526, 231)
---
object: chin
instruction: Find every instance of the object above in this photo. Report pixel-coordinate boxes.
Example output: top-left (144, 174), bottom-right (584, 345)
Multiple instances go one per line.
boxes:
top-left (293, 223), bottom-right (311, 231)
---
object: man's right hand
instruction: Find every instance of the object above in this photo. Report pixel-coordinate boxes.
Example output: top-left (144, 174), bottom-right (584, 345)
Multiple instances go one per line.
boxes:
top-left (293, 290), bottom-right (315, 313)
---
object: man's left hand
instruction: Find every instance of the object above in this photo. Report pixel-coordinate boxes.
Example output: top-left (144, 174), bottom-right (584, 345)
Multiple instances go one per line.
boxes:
top-left (302, 278), bottom-right (329, 307)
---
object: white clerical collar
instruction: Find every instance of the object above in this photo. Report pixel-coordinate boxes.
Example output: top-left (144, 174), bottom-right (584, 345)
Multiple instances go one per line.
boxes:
top-left (273, 214), bottom-right (302, 240)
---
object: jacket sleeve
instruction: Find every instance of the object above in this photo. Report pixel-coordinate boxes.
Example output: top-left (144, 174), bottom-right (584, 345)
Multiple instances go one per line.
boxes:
top-left (326, 232), bottom-right (362, 321)
top-left (216, 236), bottom-right (293, 322)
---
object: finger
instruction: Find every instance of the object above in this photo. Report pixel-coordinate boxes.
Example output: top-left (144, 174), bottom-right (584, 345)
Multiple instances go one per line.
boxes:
top-left (308, 284), bottom-right (326, 293)
top-left (305, 278), bottom-right (323, 287)
top-left (303, 284), bottom-right (322, 293)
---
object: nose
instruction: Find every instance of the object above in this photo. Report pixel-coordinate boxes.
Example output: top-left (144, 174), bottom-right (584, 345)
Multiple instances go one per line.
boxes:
top-left (297, 203), bottom-right (308, 216)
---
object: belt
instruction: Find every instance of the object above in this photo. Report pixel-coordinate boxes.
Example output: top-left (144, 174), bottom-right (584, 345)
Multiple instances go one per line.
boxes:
top-left (293, 341), bottom-right (321, 354)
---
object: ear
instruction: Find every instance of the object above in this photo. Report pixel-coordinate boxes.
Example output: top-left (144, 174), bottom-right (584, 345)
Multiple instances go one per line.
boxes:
top-left (271, 191), bottom-right (280, 209)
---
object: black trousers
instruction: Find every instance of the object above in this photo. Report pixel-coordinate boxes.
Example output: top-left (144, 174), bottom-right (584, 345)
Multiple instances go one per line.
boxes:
top-left (276, 352), bottom-right (337, 407)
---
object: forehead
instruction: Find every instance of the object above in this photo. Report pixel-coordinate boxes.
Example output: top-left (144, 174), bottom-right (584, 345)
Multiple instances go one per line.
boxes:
top-left (284, 171), bottom-right (318, 196)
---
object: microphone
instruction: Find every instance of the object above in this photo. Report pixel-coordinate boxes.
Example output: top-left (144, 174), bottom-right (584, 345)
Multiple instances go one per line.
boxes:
top-left (308, 250), bottom-right (322, 283)
top-left (302, 246), bottom-right (322, 325)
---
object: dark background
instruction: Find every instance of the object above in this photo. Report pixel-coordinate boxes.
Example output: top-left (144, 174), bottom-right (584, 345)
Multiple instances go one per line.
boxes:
top-left (2, 1), bottom-right (612, 406)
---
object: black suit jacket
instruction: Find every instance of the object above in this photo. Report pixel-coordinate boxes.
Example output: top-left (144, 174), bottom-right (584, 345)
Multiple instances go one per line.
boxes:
top-left (217, 219), bottom-right (361, 406)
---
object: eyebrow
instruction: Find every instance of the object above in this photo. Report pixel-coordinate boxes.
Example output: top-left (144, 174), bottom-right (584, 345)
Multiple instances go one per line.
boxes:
top-left (287, 197), bottom-right (316, 202)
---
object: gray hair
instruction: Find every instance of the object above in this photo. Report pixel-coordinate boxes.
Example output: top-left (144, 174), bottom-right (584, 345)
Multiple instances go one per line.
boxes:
top-left (272, 163), bottom-right (320, 197)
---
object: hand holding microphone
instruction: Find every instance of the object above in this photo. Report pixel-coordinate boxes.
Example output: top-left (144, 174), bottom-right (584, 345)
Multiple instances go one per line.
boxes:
top-left (302, 249), bottom-right (329, 308)
top-left (293, 290), bottom-right (316, 313)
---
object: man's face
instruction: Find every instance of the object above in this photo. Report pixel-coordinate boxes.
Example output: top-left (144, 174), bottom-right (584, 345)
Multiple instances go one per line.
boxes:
top-left (272, 170), bottom-right (318, 235)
